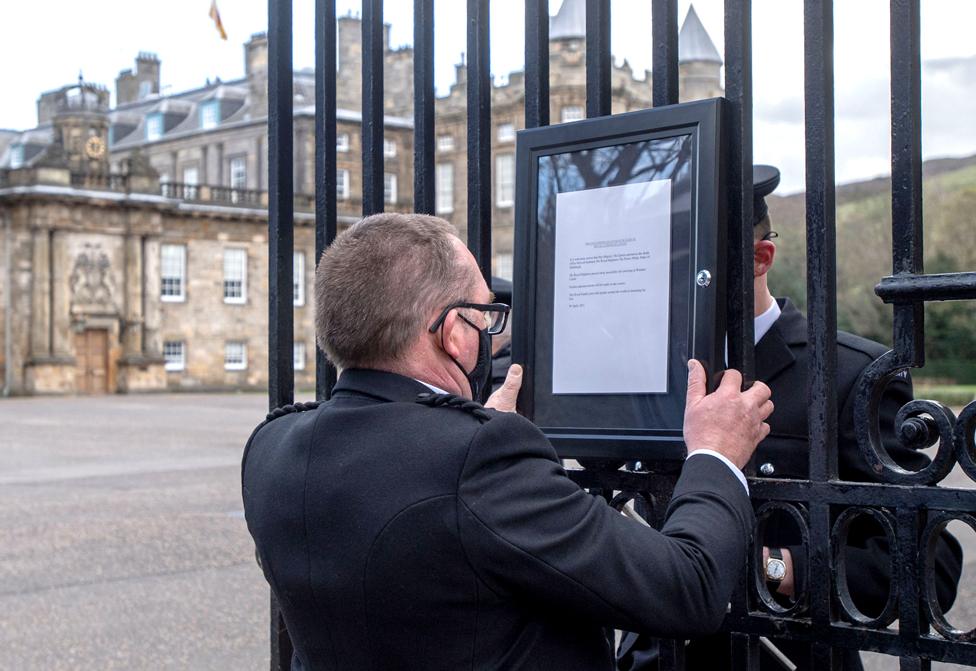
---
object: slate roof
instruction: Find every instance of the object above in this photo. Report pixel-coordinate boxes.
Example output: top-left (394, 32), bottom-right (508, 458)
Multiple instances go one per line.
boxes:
top-left (549, 0), bottom-right (586, 41)
top-left (679, 5), bottom-right (722, 64)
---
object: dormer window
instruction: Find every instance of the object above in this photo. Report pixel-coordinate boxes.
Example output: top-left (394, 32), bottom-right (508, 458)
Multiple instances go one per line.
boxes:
top-left (200, 101), bottom-right (220, 130)
top-left (146, 114), bottom-right (164, 141)
top-left (9, 144), bottom-right (24, 169)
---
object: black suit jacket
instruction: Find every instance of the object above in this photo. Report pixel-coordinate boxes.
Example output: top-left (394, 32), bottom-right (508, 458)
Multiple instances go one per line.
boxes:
top-left (242, 368), bottom-right (755, 670)
top-left (619, 298), bottom-right (963, 671)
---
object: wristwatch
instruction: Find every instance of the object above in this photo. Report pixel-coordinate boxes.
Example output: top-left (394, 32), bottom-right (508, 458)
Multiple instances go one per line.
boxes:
top-left (764, 547), bottom-right (787, 585)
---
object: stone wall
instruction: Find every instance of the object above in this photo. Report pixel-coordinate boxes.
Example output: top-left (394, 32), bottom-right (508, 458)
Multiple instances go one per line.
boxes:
top-left (156, 212), bottom-right (317, 392)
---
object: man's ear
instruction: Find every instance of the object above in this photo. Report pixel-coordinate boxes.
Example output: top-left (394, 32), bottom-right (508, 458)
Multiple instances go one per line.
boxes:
top-left (438, 309), bottom-right (464, 361)
top-left (754, 240), bottom-right (776, 278)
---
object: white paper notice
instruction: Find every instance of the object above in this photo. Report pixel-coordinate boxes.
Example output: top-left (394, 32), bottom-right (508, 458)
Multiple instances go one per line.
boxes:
top-left (552, 180), bottom-right (672, 394)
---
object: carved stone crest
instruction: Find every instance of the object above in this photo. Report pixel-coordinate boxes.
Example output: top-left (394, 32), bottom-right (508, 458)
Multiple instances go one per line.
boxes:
top-left (70, 243), bottom-right (116, 311)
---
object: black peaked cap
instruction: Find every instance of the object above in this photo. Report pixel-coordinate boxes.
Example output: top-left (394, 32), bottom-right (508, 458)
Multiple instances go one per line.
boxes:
top-left (491, 276), bottom-right (512, 305)
top-left (753, 164), bottom-right (781, 225)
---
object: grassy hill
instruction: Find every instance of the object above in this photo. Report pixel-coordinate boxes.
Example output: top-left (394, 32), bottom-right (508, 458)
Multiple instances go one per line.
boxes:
top-left (765, 154), bottom-right (976, 384)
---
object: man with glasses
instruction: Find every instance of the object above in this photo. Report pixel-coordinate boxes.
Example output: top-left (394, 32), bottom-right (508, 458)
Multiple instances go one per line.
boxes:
top-left (242, 212), bottom-right (773, 670)
top-left (619, 166), bottom-right (962, 671)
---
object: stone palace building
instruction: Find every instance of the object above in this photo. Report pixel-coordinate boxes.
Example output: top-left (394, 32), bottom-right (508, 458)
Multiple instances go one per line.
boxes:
top-left (0, 1), bottom-right (723, 394)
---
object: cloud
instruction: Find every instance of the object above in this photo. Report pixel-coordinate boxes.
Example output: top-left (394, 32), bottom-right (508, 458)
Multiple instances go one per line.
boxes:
top-left (923, 55), bottom-right (976, 160)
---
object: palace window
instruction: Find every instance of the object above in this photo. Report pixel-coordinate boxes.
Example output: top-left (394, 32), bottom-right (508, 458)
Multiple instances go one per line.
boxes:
top-left (437, 134), bottom-right (454, 152)
top-left (145, 114), bottom-right (164, 141)
top-left (8, 144), bottom-right (24, 169)
top-left (495, 154), bottom-right (515, 207)
top-left (337, 169), bottom-right (350, 200)
top-left (293, 251), bottom-right (305, 306)
top-left (160, 244), bottom-right (186, 301)
top-left (436, 163), bottom-right (454, 214)
top-left (163, 341), bottom-right (185, 372)
top-left (494, 253), bottom-right (514, 281)
top-left (337, 133), bottom-right (350, 152)
top-left (200, 101), bottom-right (220, 130)
top-left (294, 341), bottom-right (306, 371)
top-left (223, 248), bottom-right (247, 303)
top-left (497, 123), bottom-right (515, 142)
top-left (230, 156), bottom-right (247, 190)
top-left (384, 173), bottom-right (398, 205)
top-left (182, 166), bottom-right (200, 199)
top-left (224, 342), bottom-right (247, 370)
top-left (384, 138), bottom-right (397, 158)
top-left (561, 106), bottom-right (584, 123)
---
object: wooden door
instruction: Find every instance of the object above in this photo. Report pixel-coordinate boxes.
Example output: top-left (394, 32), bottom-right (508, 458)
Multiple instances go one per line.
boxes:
top-left (74, 329), bottom-right (109, 394)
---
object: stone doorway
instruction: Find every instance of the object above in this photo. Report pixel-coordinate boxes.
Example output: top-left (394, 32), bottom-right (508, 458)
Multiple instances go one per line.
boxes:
top-left (74, 329), bottom-right (110, 394)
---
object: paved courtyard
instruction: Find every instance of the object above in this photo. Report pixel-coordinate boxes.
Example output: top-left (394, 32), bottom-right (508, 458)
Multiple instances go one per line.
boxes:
top-left (0, 393), bottom-right (973, 669)
top-left (0, 393), bottom-right (275, 670)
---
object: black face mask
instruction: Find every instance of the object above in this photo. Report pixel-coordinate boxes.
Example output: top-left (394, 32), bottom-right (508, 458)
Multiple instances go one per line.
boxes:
top-left (449, 314), bottom-right (492, 401)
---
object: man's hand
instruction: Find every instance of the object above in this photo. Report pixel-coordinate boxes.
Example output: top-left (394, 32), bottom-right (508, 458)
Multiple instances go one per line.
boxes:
top-left (684, 360), bottom-right (773, 469)
top-left (485, 364), bottom-right (522, 413)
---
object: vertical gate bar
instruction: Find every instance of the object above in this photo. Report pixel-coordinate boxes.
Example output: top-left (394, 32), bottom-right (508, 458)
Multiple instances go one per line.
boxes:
top-left (413, 0), bottom-right (435, 214)
top-left (727, 563), bottom-right (754, 670)
top-left (362, 0), bottom-right (385, 216)
top-left (659, 638), bottom-right (686, 671)
top-left (268, 0), bottom-right (295, 411)
top-left (900, 657), bottom-right (931, 671)
top-left (889, 0), bottom-right (924, 365)
top-left (270, 591), bottom-right (292, 671)
top-left (730, 632), bottom-right (759, 671)
top-left (803, 0), bottom-right (838, 482)
top-left (524, 0), bottom-right (550, 129)
top-left (466, 0), bottom-right (492, 284)
top-left (315, 0), bottom-right (338, 400)
top-left (811, 642), bottom-right (843, 669)
top-left (651, 0), bottom-right (679, 107)
top-left (896, 508), bottom-right (925, 656)
top-left (723, 0), bottom-right (755, 382)
top-left (808, 502), bottom-right (836, 670)
top-left (804, 2), bottom-right (838, 665)
top-left (268, 0), bottom-right (295, 667)
top-left (724, 5), bottom-right (755, 666)
top-left (585, 0), bottom-right (611, 118)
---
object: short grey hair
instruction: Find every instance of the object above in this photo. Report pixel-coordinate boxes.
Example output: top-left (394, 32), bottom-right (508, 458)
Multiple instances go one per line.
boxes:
top-left (314, 212), bottom-right (476, 369)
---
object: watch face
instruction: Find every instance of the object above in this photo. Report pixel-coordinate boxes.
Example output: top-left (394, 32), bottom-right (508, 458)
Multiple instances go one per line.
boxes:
top-left (766, 558), bottom-right (787, 581)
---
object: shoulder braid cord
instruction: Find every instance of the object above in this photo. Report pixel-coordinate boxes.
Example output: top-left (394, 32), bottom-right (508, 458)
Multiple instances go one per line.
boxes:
top-left (264, 400), bottom-right (322, 423)
top-left (416, 392), bottom-right (492, 422)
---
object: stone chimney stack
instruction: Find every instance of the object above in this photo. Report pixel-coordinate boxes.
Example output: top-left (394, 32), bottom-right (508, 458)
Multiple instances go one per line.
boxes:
top-left (116, 53), bottom-right (161, 106)
top-left (245, 33), bottom-right (270, 115)
top-left (245, 32), bottom-right (269, 77)
top-left (336, 15), bottom-right (363, 110)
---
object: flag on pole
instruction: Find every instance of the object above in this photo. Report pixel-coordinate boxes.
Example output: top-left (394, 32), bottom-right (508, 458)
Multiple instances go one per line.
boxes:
top-left (209, 0), bottom-right (228, 40)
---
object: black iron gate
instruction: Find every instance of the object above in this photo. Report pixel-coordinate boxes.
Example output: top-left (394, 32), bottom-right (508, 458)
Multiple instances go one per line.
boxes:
top-left (264, 1), bottom-right (976, 669)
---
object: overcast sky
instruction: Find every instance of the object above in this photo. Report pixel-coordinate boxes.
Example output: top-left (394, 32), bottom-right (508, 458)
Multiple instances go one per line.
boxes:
top-left (2, 0), bottom-right (975, 192)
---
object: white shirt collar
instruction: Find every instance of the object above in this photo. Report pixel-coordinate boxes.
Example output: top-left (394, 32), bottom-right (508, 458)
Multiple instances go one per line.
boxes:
top-left (722, 299), bottom-right (783, 364)
top-left (414, 379), bottom-right (448, 394)
top-left (754, 299), bottom-right (782, 345)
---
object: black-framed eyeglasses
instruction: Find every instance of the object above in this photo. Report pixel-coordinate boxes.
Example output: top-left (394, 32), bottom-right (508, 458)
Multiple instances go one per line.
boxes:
top-left (762, 230), bottom-right (779, 241)
top-left (428, 302), bottom-right (511, 336)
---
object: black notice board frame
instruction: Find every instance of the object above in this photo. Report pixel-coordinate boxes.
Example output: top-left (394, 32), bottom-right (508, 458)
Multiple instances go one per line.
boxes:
top-left (512, 98), bottom-right (728, 461)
